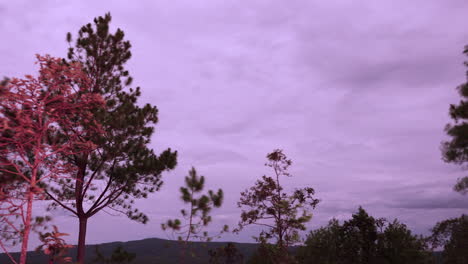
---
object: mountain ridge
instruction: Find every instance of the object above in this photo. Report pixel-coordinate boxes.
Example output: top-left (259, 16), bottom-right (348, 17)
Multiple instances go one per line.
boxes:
top-left (0, 237), bottom-right (261, 264)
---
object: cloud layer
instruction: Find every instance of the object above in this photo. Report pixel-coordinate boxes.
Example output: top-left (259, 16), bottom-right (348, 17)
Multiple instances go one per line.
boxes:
top-left (1, 0), bottom-right (467, 249)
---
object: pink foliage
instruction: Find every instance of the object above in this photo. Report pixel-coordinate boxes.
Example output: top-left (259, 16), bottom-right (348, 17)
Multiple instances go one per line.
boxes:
top-left (0, 55), bottom-right (104, 264)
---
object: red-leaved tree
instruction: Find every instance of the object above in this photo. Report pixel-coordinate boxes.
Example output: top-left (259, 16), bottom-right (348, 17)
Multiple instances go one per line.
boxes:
top-left (0, 55), bottom-right (104, 264)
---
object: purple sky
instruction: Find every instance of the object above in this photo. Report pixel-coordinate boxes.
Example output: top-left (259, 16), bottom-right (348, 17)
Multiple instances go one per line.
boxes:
top-left (1, 0), bottom-right (468, 249)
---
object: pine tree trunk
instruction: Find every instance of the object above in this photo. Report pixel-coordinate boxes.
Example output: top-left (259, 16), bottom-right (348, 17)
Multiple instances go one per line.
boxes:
top-left (77, 217), bottom-right (88, 264)
top-left (19, 188), bottom-right (34, 264)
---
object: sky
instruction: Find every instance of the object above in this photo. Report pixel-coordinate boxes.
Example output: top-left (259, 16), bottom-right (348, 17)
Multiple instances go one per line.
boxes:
top-left (1, 0), bottom-right (467, 250)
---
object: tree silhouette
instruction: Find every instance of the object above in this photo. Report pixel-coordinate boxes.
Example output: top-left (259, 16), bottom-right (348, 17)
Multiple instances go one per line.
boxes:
top-left (162, 167), bottom-right (226, 263)
top-left (441, 44), bottom-right (468, 195)
top-left (92, 245), bottom-right (136, 264)
top-left (208, 243), bottom-right (244, 264)
top-left (376, 220), bottom-right (431, 264)
top-left (429, 215), bottom-right (468, 264)
top-left (296, 219), bottom-right (342, 264)
top-left (235, 149), bottom-right (319, 263)
top-left (246, 243), bottom-right (278, 264)
top-left (340, 207), bottom-right (380, 263)
top-left (44, 13), bottom-right (178, 263)
top-left (297, 207), bottom-right (431, 264)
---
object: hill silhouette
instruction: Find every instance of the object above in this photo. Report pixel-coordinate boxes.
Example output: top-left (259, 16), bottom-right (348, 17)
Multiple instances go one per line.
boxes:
top-left (0, 237), bottom-right (445, 263)
top-left (0, 237), bottom-right (262, 264)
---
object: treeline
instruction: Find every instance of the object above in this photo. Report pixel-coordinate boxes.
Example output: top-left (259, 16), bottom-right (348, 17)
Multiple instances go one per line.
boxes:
top-left (1, 12), bottom-right (468, 264)
top-left (208, 209), bottom-right (468, 264)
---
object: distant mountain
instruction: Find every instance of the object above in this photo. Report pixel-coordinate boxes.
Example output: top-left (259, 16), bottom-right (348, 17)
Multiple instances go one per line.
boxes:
top-left (0, 237), bottom-right (260, 264)
top-left (0, 238), bottom-right (443, 264)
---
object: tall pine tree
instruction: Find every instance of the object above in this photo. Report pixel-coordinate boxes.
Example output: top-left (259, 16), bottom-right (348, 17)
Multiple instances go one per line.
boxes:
top-left (45, 13), bottom-right (177, 264)
top-left (441, 45), bottom-right (468, 195)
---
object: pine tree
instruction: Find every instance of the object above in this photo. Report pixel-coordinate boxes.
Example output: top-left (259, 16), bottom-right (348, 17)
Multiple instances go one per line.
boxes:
top-left (44, 13), bottom-right (178, 263)
top-left (235, 149), bottom-right (320, 263)
top-left (162, 167), bottom-right (226, 263)
top-left (441, 45), bottom-right (468, 195)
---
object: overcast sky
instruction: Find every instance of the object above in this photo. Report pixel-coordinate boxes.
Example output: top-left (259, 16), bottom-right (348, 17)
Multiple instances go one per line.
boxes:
top-left (1, 0), bottom-right (467, 249)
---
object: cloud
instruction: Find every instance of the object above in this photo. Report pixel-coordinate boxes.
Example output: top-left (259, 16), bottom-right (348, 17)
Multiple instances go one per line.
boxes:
top-left (1, 0), bottom-right (468, 250)
top-left (392, 197), bottom-right (468, 210)
top-left (382, 183), bottom-right (468, 210)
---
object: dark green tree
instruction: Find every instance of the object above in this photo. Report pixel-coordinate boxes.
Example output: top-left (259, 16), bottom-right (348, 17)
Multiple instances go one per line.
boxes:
top-left (247, 243), bottom-right (278, 264)
top-left (208, 242), bottom-right (244, 264)
top-left (45, 13), bottom-right (177, 264)
top-left (441, 45), bottom-right (468, 195)
top-left (161, 167), bottom-right (226, 263)
top-left (235, 149), bottom-right (320, 263)
top-left (376, 220), bottom-right (431, 264)
top-left (340, 207), bottom-right (380, 263)
top-left (429, 215), bottom-right (468, 264)
top-left (297, 207), bottom-right (431, 264)
top-left (296, 219), bottom-right (341, 264)
top-left (92, 245), bottom-right (136, 264)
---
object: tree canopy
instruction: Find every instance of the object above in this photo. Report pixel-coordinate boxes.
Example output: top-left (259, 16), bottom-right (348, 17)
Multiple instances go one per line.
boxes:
top-left (429, 214), bottom-right (468, 264)
top-left (297, 207), bottom-right (431, 264)
top-left (45, 13), bottom-right (178, 263)
top-left (0, 55), bottom-right (104, 264)
top-left (162, 167), bottom-right (226, 263)
top-left (236, 149), bottom-right (319, 263)
top-left (441, 45), bottom-right (468, 194)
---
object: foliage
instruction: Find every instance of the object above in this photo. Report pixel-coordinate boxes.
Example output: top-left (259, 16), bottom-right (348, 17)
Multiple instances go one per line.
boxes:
top-left (295, 219), bottom-right (341, 264)
top-left (208, 242), bottom-right (244, 264)
top-left (297, 207), bottom-right (431, 264)
top-left (45, 13), bottom-right (178, 263)
top-left (36, 225), bottom-right (74, 264)
top-left (429, 214), bottom-right (468, 264)
top-left (339, 207), bottom-right (381, 263)
top-left (246, 243), bottom-right (278, 264)
top-left (453, 177), bottom-right (468, 194)
top-left (162, 167), bottom-right (226, 262)
top-left (441, 45), bottom-right (468, 194)
top-left (235, 149), bottom-right (319, 262)
top-left (377, 220), bottom-right (431, 264)
top-left (92, 245), bottom-right (136, 264)
top-left (0, 55), bottom-right (103, 264)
